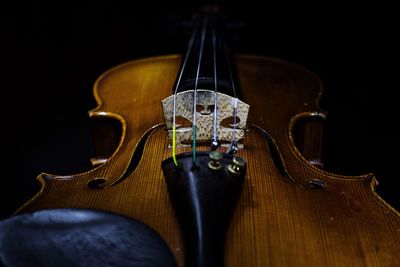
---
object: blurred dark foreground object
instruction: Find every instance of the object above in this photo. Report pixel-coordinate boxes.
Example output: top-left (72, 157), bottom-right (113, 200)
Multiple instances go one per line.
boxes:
top-left (0, 209), bottom-right (177, 267)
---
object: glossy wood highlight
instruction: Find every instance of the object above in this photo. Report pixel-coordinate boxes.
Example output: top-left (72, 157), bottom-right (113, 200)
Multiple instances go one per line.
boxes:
top-left (16, 55), bottom-right (400, 266)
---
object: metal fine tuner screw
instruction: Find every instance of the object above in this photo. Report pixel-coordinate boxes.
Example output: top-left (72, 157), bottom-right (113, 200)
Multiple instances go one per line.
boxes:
top-left (228, 156), bottom-right (245, 175)
top-left (208, 151), bottom-right (223, 170)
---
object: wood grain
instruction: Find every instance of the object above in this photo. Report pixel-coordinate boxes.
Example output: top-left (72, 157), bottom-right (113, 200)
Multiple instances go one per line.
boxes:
top-left (16, 55), bottom-right (400, 266)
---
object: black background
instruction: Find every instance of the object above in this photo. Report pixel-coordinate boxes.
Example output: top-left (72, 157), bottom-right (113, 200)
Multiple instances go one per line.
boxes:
top-left (1, 2), bottom-right (399, 218)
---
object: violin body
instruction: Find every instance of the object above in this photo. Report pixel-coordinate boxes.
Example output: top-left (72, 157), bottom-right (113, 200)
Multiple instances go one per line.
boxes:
top-left (15, 55), bottom-right (400, 266)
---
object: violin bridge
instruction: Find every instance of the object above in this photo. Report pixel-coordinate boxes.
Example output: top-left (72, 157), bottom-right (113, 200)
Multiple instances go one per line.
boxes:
top-left (161, 90), bottom-right (249, 148)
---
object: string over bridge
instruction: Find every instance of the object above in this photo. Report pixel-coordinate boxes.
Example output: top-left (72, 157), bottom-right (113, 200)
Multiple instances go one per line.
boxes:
top-left (162, 89), bottom-right (249, 147)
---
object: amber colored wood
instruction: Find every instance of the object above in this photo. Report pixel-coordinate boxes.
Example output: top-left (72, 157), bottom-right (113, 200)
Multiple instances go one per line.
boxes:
top-left (292, 116), bottom-right (325, 168)
top-left (16, 55), bottom-right (400, 266)
top-left (89, 117), bottom-right (122, 166)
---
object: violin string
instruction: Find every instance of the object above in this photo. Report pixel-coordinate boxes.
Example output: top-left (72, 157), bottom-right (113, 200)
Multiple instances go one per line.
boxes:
top-left (171, 18), bottom-right (200, 166)
top-left (224, 42), bottom-right (237, 99)
top-left (211, 16), bottom-right (219, 150)
top-left (192, 15), bottom-right (208, 164)
top-left (224, 42), bottom-right (238, 147)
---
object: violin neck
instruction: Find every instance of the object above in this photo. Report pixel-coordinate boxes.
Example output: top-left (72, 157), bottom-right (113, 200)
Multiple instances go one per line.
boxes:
top-left (174, 7), bottom-right (241, 98)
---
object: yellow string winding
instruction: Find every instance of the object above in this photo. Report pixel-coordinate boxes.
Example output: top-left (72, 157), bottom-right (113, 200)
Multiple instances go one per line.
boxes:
top-left (172, 124), bottom-right (178, 166)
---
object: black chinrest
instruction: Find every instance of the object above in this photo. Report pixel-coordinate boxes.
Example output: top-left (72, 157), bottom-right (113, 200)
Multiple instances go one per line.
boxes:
top-left (0, 209), bottom-right (177, 267)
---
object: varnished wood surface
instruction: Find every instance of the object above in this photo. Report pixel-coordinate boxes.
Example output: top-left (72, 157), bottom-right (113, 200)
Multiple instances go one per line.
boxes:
top-left (16, 55), bottom-right (400, 266)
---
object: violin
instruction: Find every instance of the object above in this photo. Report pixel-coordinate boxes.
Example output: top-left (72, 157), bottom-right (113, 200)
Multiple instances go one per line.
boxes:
top-left (1, 5), bottom-right (399, 267)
